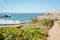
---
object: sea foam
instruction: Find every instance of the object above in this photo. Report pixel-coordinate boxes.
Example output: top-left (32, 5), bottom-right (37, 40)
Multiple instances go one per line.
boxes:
top-left (0, 19), bottom-right (22, 24)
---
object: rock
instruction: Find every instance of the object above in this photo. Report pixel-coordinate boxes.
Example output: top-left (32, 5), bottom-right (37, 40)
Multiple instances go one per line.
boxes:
top-left (32, 11), bottom-right (60, 22)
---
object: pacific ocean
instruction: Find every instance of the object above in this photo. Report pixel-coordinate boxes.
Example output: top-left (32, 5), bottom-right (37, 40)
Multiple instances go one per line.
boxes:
top-left (0, 13), bottom-right (44, 24)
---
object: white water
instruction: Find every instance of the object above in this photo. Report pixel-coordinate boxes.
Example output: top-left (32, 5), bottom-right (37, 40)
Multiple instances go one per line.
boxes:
top-left (0, 19), bottom-right (21, 24)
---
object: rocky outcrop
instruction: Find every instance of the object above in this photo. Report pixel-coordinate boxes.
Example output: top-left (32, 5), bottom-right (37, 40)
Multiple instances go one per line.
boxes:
top-left (0, 15), bottom-right (11, 18)
top-left (32, 11), bottom-right (60, 22)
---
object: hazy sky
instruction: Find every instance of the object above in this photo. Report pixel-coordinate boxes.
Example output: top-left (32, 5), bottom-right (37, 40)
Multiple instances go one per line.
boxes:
top-left (0, 0), bottom-right (60, 13)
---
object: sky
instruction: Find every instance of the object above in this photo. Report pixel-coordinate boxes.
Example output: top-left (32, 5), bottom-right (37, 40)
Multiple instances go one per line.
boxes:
top-left (0, 0), bottom-right (60, 13)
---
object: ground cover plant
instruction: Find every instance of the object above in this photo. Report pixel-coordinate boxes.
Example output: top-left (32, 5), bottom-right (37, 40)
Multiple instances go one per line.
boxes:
top-left (0, 25), bottom-right (48, 40)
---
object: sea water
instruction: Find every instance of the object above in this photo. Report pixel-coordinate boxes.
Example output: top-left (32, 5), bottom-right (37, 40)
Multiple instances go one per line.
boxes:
top-left (0, 13), bottom-right (44, 24)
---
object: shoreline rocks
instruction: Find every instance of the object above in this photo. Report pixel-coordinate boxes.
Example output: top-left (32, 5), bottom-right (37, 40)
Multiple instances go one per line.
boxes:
top-left (32, 11), bottom-right (60, 22)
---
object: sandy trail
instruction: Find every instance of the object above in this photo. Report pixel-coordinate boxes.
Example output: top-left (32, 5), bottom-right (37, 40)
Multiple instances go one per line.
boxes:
top-left (47, 21), bottom-right (60, 40)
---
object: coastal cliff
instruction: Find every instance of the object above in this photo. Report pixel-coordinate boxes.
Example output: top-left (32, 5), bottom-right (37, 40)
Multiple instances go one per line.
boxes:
top-left (32, 11), bottom-right (60, 22)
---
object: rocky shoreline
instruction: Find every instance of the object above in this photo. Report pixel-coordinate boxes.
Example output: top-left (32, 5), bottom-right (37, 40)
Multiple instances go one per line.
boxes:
top-left (0, 11), bottom-right (60, 28)
top-left (32, 11), bottom-right (60, 22)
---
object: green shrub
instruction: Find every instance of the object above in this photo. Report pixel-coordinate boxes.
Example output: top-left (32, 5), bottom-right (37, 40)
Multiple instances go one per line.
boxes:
top-left (40, 19), bottom-right (54, 29)
top-left (0, 25), bottom-right (48, 40)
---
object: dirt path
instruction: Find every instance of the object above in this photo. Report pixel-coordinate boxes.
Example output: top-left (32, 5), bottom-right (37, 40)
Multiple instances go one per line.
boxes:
top-left (47, 21), bottom-right (60, 40)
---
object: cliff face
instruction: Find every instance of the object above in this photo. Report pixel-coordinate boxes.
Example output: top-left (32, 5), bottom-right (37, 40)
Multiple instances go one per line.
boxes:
top-left (32, 11), bottom-right (60, 22)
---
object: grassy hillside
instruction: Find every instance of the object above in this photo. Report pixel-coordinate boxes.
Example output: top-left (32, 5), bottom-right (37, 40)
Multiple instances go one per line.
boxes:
top-left (0, 19), bottom-right (54, 40)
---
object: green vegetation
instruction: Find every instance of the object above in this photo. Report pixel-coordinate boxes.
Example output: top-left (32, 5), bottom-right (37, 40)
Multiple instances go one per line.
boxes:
top-left (0, 25), bottom-right (48, 40)
top-left (40, 19), bottom-right (54, 29)
top-left (0, 19), bottom-right (54, 40)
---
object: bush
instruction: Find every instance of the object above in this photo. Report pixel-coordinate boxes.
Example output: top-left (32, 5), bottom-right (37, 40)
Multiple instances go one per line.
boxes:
top-left (40, 19), bottom-right (54, 29)
top-left (0, 25), bottom-right (48, 40)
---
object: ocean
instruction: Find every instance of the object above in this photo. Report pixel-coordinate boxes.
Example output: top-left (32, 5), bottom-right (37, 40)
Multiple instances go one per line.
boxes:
top-left (0, 13), bottom-right (44, 24)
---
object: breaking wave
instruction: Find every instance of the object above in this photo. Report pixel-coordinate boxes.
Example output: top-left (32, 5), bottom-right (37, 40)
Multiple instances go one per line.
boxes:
top-left (0, 19), bottom-right (23, 24)
top-left (0, 19), bottom-right (31, 24)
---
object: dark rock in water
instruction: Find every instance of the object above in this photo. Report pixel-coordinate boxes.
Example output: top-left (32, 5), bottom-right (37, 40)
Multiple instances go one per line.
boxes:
top-left (4, 15), bottom-right (11, 17)
top-left (0, 15), bottom-right (11, 18)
